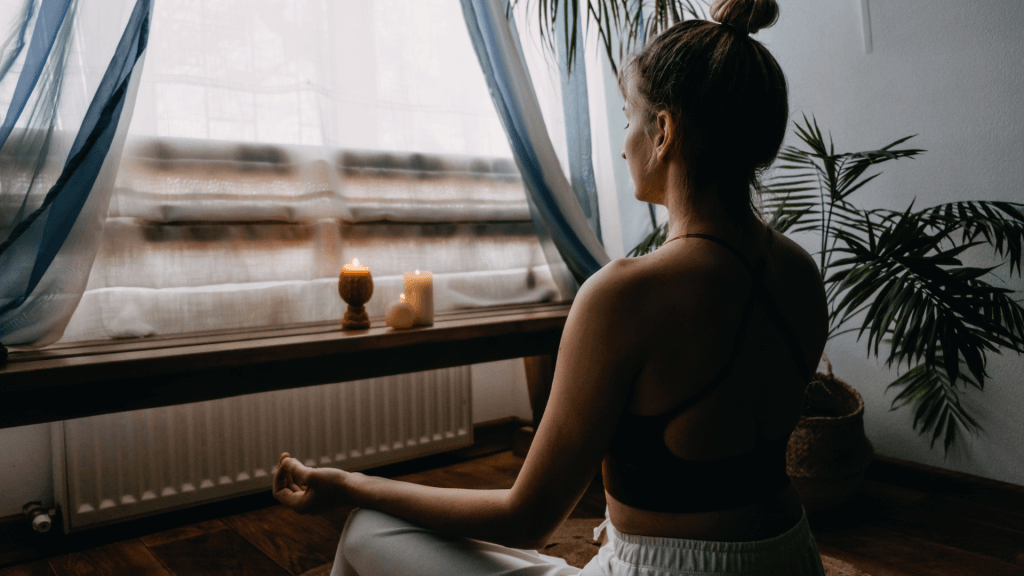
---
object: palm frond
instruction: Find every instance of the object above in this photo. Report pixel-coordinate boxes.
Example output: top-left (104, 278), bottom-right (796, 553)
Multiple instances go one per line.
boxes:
top-left (916, 201), bottom-right (1024, 274)
top-left (886, 362), bottom-right (983, 453)
top-left (836, 136), bottom-right (924, 200)
top-left (513, 0), bottom-right (710, 75)
top-left (827, 209), bottom-right (1024, 391)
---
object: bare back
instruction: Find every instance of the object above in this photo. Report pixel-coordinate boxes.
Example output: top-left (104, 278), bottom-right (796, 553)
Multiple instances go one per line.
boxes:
top-left (605, 228), bottom-right (828, 541)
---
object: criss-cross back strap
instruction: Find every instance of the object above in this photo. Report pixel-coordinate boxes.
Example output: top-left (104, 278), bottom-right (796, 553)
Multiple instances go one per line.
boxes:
top-left (659, 234), bottom-right (809, 419)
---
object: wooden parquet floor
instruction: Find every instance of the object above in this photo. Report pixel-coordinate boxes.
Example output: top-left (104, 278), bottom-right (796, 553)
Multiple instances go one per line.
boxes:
top-left (1, 439), bottom-right (1022, 576)
top-left (809, 458), bottom-right (1024, 576)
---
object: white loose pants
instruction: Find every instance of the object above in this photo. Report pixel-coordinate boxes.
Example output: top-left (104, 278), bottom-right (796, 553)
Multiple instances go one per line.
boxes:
top-left (331, 508), bottom-right (826, 576)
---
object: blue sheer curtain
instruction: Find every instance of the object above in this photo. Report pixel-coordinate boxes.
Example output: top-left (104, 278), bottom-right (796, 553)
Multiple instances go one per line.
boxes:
top-left (461, 0), bottom-right (610, 294)
top-left (556, 4), bottom-right (602, 246)
top-left (0, 0), bottom-right (153, 347)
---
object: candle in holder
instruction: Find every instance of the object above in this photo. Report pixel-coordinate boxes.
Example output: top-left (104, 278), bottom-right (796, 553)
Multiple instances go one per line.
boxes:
top-left (338, 258), bottom-right (373, 330)
top-left (403, 269), bottom-right (433, 326)
top-left (385, 293), bottom-right (416, 329)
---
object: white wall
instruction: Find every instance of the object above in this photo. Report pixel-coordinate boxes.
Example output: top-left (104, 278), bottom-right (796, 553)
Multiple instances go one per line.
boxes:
top-left (596, 1), bottom-right (1024, 486)
top-left (0, 360), bottom-right (532, 518)
top-left (757, 0), bottom-right (1024, 487)
top-left (0, 424), bottom-right (53, 519)
top-left (470, 359), bottom-right (534, 424)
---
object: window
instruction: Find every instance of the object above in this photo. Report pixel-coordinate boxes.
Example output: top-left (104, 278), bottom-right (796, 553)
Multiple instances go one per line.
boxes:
top-left (60, 0), bottom-right (563, 342)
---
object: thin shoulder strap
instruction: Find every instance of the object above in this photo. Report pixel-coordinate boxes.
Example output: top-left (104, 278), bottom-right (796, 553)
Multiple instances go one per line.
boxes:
top-left (665, 285), bottom-right (759, 417)
top-left (683, 233), bottom-right (811, 385)
top-left (760, 296), bottom-right (812, 385)
top-left (682, 233), bottom-right (755, 275)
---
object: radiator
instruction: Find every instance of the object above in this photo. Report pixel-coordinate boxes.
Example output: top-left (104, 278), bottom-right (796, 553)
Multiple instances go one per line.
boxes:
top-left (52, 367), bottom-right (472, 531)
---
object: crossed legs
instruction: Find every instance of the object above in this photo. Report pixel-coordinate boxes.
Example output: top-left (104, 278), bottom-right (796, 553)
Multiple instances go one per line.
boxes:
top-left (331, 508), bottom-right (580, 576)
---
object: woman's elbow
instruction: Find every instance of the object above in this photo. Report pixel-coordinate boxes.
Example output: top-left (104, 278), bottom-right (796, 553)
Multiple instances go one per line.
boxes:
top-left (500, 500), bottom-right (563, 550)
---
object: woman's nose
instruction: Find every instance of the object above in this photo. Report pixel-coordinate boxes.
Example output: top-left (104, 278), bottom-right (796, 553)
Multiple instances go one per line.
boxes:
top-left (621, 152), bottom-right (626, 159)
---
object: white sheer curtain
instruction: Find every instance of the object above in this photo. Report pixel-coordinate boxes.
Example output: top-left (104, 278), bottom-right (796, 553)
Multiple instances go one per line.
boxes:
top-left (127, 0), bottom-right (513, 154)
top-left (59, 0), bottom-right (564, 342)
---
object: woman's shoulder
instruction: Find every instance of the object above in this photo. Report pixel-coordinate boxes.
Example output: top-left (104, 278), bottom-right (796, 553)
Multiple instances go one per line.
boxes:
top-left (570, 256), bottom-right (679, 330)
top-left (764, 231), bottom-right (826, 303)
top-left (636, 235), bottom-right (763, 302)
top-left (588, 231), bottom-right (824, 324)
top-left (577, 248), bottom-right (745, 331)
top-left (573, 257), bottom-right (648, 311)
top-left (766, 230), bottom-right (820, 277)
top-left (576, 228), bottom-right (823, 313)
top-left (578, 251), bottom-right (716, 301)
top-left (763, 230), bottom-right (829, 342)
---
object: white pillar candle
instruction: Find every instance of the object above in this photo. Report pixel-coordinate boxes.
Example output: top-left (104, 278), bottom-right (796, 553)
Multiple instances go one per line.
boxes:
top-left (385, 294), bottom-right (416, 329)
top-left (403, 269), bottom-right (434, 326)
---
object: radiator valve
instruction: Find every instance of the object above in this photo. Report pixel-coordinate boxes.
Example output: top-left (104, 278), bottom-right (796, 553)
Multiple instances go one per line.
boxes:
top-left (23, 502), bottom-right (56, 533)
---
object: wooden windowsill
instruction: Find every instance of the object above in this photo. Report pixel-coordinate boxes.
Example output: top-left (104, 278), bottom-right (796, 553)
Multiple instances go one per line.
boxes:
top-left (0, 302), bottom-right (571, 430)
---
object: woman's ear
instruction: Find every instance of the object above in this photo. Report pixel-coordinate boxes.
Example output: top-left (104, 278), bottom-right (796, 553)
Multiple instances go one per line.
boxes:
top-left (653, 110), bottom-right (677, 162)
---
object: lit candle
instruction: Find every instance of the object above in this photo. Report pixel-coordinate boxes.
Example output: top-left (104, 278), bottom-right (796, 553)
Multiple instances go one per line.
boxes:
top-left (385, 293), bottom-right (416, 329)
top-left (341, 258), bottom-right (370, 275)
top-left (403, 269), bottom-right (433, 326)
top-left (338, 258), bottom-right (373, 330)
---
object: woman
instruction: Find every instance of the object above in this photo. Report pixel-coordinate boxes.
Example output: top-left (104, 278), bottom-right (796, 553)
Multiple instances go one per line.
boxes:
top-left (273, 0), bottom-right (829, 573)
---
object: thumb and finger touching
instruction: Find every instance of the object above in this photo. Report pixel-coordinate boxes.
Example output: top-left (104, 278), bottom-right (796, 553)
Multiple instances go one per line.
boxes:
top-left (273, 453), bottom-right (313, 510)
top-left (273, 452), bottom-right (349, 514)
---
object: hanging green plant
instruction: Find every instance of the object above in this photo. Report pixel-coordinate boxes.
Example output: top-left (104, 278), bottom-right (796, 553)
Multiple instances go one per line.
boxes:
top-left (510, 0), bottom-right (708, 75)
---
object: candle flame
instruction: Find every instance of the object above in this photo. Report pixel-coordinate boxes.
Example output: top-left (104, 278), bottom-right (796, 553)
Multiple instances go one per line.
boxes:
top-left (415, 269), bottom-right (420, 275)
top-left (353, 258), bottom-right (360, 267)
top-left (400, 293), bottom-right (406, 303)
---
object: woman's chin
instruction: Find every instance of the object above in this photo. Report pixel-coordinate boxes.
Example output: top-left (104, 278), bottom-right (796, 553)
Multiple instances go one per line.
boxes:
top-left (631, 184), bottom-right (662, 204)
top-left (634, 191), bottom-right (660, 205)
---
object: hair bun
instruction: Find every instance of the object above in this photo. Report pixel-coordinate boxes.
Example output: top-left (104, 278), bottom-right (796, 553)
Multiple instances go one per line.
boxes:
top-left (709, 0), bottom-right (779, 35)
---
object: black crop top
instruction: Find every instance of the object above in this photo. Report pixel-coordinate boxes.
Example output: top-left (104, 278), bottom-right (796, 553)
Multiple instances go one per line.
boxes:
top-left (603, 234), bottom-right (811, 513)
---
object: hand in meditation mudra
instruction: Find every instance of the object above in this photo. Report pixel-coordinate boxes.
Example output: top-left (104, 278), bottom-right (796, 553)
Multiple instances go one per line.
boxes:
top-left (274, 452), bottom-right (347, 515)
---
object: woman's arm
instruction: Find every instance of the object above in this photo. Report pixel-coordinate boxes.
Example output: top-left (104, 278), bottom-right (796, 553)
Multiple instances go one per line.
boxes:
top-left (274, 259), bottom-right (648, 549)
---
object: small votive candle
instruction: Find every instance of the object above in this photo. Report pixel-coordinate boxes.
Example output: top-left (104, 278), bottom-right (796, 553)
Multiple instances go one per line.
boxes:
top-left (403, 269), bottom-right (434, 326)
top-left (385, 293), bottom-right (416, 329)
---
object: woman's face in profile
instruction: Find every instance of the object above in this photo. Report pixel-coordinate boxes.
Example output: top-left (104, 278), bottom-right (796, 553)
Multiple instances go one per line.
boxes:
top-left (622, 102), bottom-right (660, 204)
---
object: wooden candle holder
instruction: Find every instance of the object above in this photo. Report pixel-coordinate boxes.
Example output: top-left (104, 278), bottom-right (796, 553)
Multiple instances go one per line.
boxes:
top-left (338, 271), bottom-right (373, 330)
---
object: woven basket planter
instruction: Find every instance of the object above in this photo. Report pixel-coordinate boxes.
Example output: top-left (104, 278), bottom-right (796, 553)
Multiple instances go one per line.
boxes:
top-left (786, 357), bottom-right (874, 511)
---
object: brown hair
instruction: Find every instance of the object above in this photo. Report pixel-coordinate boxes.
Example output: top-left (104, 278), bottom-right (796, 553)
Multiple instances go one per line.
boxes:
top-left (619, 0), bottom-right (787, 224)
